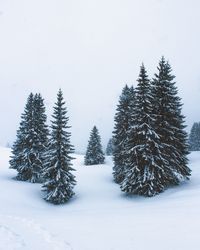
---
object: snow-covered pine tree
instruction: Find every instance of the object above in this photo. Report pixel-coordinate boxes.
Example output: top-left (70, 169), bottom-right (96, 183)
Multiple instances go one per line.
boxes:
top-left (121, 64), bottom-right (171, 196)
top-left (10, 93), bottom-right (49, 183)
top-left (10, 93), bottom-right (35, 181)
top-left (31, 93), bottom-right (49, 182)
top-left (112, 85), bottom-right (135, 184)
top-left (106, 138), bottom-right (114, 156)
top-left (189, 122), bottom-right (200, 151)
top-left (151, 57), bottom-right (191, 183)
top-left (42, 89), bottom-right (76, 204)
top-left (84, 126), bottom-right (105, 165)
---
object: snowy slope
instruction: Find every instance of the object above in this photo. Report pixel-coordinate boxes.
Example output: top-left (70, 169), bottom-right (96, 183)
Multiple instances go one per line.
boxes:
top-left (0, 147), bottom-right (200, 250)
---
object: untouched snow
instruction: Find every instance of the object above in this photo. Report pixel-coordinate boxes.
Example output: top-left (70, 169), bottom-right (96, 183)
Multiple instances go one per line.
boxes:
top-left (0, 147), bottom-right (200, 250)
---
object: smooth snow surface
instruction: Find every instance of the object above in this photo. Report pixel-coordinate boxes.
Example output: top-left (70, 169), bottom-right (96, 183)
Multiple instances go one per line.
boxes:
top-left (0, 147), bottom-right (200, 250)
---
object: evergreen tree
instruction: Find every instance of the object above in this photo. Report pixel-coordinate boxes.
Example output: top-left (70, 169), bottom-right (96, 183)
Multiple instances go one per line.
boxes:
top-left (151, 57), bottom-right (191, 183)
top-left (10, 93), bottom-right (49, 183)
top-left (112, 85), bottom-right (135, 183)
top-left (106, 138), bottom-right (114, 156)
top-left (189, 122), bottom-right (200, 151)
top-left (84, 126), bottom-right (105, 165)
top-left (121, 64), bottom-right (170, 196)
top-left (31, 93), bottom-right (49, 182)
top-left (10, 93), bottom-right (35, 181)
top-left (42, 89), bottom-right (76, 204)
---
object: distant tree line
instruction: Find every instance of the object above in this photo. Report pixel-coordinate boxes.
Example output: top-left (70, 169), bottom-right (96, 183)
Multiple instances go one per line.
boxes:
top-left (106, 138), bottom-right (114, 156)
top-left (188, 122), bottom-right (200, 151)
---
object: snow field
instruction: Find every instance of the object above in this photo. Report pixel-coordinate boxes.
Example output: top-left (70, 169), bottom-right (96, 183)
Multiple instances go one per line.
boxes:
top-left (0, 147), bottom-right (200, 250)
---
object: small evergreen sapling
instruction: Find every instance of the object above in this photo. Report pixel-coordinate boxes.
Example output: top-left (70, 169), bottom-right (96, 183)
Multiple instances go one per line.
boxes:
top-left (42, 89), bottom-right (76, 204)
top-left (84, 126), bottom-right (105, 165)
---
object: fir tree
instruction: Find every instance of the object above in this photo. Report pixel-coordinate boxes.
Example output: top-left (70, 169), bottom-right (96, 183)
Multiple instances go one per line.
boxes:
top-left (31, 93), bottom-right (49, 182)
top-left (84, 126), bottom-right (105, 165)
top-left (112, 85), bottom-right (135, 183)
top-left (10, 93), bottom-right (49, 183)
top-left (42, 89), bottom-right (76, 204)
top-left (189, 122), bottom-right (200, 151)
top-left (121, 64), bottom-right (170, 196)
top-left (106, 138), bottom-right (114, 156)
top-left (10, 93), bottom-right (35, 181)
top-left (151, 57), bottom-right (191, 183)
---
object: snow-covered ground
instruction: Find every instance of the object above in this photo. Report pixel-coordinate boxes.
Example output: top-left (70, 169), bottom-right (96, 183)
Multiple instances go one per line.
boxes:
top-left (0, 147), bottom-right (200, 250)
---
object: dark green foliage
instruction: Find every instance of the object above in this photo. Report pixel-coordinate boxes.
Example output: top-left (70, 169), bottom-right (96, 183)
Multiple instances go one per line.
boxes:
top-left (189, 122), bottom-right (200, 151)
top-left (42, 89), bottom-right (76, 204)
top-left (31, 93), bottom-right (49, 182)
top-left (106, 138), bottom-right (114, 156)
top-left (112, 85), bottom-right (135, 184)
top-left (84, 126), bottom-right (105, 165)
top-left (10, 93), bottom-right (49, 183)
top-left (151, 57), bottom-right (191, 183)
top-left (10, 93), bottom-right (35, 181)
top-left (121, 65), bottom-right (169, 196)
top-left (120, 59), bottom-right (191, 197)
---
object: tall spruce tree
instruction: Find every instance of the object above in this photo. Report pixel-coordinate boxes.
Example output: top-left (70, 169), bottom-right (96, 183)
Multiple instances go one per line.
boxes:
top-left (151, 57), bottom-right (191, 183)
top-left (10, 93), bottom-right (35, 181)
top-left (31, 93), bottom-right (49, 182)
top-left (10, 93), bottom-right (49, 183)
top-left (121, 64), bottom-right (170, 196)
top-left (112, 85), bottom-right (135, 183)
top-left (106, 138), bottom-right (114, 156)
top-left (189, 122), bottom-right (200, 151)
top-left (42, 89), bottom-right (76, 204)
top-left (84, 126), bottom-right (105, 165)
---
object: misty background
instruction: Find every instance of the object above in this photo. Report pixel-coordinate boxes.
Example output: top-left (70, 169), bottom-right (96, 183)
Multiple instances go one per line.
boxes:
top-left (0, 0), bottom-right (200, 153)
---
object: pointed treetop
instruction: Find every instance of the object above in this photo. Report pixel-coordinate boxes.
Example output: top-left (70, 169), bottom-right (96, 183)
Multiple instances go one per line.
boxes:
top-left (92, 125), bottom-right (98, 132)
top-left (136, 64), bottom-right (151, 93)
top-left (138, 63), bottom-right (148, 80)
top-left (56, 89), bottom-right (65, 104)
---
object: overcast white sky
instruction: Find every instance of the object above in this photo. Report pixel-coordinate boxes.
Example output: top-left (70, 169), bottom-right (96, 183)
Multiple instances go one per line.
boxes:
top-left (0, 0), bottom-right (200, 152)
